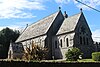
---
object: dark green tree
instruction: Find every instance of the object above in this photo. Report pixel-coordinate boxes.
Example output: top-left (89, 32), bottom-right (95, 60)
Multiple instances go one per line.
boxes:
top-left (0, 27), bottom-right (20, 58)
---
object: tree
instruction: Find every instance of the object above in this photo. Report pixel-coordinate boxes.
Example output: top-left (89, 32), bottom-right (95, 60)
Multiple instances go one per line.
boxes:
top-left (0, 27), bottom-right (20, 58)
top-left (65, 47), bottom-right (82, 61)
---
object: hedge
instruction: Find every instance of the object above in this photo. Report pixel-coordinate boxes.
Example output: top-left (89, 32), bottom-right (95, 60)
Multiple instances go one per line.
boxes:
top-left (92, 52), bottom-right (100, 61)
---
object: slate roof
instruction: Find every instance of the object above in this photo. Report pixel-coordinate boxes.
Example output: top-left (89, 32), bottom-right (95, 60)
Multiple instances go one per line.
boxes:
top-left (16, 11), bottom-right (60, 42)
top-left (57, 12), bottom-right (82, 35)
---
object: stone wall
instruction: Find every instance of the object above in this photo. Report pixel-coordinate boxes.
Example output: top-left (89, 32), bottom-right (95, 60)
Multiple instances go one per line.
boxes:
top-left (22, 35), bottom-right (47, 51)
top-left (8, 43), bottom-right (24, 59)
top-left (53, 32), bottom-right (75, 59)
top-left (94, 42), bottom-right (100, 52)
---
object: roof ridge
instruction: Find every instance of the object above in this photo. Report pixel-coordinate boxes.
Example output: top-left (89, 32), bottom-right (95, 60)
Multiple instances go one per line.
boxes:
top-left (28, 10), bottom-right (60, 27)
top-left (67, 12), bottom-right (82, 18)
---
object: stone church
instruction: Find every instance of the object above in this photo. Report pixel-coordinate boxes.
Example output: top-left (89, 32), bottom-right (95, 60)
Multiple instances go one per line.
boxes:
top-left (8, 8), bottom-right (95, 59)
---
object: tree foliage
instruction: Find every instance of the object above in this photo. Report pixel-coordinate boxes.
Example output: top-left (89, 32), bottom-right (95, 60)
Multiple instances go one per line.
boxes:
top-left (65, 47), bottom-right (82, 61)
top-left (92, 52), bottom-right (100, 61)
top-left (23, 42), bottom-right (48, 60)
top-left (0, 27), bottom-right (20, 58)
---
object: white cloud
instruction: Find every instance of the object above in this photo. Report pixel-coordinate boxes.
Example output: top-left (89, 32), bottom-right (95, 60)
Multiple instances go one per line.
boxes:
top-left (0, 0), bottom-right (45, 19)
top-left (0, 0), bottom-right (99, 19)
top-left (74, 0), bottom-right (100, 10)
top-left (0, 25), bottom-right (20, 31)
top-left (92, 29), bottom-right (100, 42)
top-left (0, 27), bottom-right (5, 31)
top-left (55, 0), bottom-right (70, 5)
top-left (54, 0), bottom-right (100, 10)
top-left (0, 21), bottom-right (32, 32)
top-left (0, 25), bottom-right (25, 34)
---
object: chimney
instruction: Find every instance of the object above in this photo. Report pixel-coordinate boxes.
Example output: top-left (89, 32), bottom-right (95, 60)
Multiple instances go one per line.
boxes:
top-left (64, 11), bottom-right (68, 18)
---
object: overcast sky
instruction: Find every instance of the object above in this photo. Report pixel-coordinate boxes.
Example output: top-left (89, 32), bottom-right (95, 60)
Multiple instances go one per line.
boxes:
top-left (0, 0), bottom-right (100, 42)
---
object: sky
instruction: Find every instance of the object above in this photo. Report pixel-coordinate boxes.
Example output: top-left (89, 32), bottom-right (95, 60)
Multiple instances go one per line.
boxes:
top-left (0, 0), bottom-right (100, 42)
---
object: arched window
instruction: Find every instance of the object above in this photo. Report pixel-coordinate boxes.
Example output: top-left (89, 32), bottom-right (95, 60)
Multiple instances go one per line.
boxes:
top-left (55, 41), bottom-right (57, 48)
top-left (60, 39), bottom-right (62, 47)
top-left (80, 36), bottom-right (82, 44)
top-left (83, 37), bottom-right (85, 45)
top-left (86, 38), bottom-right (88, 45)
top-left (66, 38), bottom-right (69, 47)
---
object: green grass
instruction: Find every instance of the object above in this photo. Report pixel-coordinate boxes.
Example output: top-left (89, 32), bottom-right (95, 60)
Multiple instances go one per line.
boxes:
top-left (42, 59), bottom-right (99, 62)
top-left (78, 59), bottom-right (96, 62)
top-left (3, 59), bottom-right (100, 63)
top-left (64, 59), bottom-right (98, 62)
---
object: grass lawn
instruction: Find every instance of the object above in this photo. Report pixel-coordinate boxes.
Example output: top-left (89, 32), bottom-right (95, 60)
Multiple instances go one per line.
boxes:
top-left (62, 59), bottom-right (95, 63)
top-left (41, 59), bottom-right (99, 62)
top-left (3, 59), bottom-right (100, 63)
top-left (41, 59), bottom-right (97, 63)
top-left (78, 59), bottom-right (95, 62)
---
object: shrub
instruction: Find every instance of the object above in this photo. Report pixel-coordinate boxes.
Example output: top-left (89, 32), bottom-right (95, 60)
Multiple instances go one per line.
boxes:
top-left (65, 47), bottom-right (82, 61)
top-left (22, 42), bottom-right (48, 60)
top-left (92, 52), bottom-right (100, 61)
